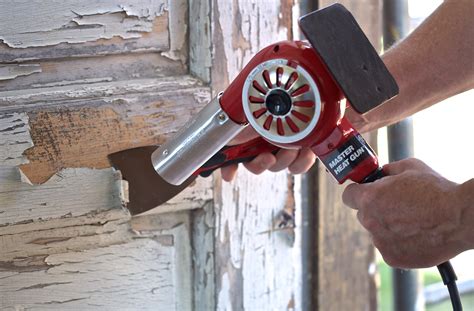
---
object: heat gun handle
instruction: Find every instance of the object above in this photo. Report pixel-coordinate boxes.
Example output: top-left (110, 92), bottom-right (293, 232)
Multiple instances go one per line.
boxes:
top-left (196, 137), bottom-right (280, 178)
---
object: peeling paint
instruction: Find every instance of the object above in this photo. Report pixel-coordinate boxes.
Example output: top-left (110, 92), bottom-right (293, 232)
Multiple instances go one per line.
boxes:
top-left (30, 77), bottom-right (114, 88)
top-left (1, 76), bottom-right (208, 184)
top-left (217, 272), bottom-right (232, 310)
top-left (0, 0), bottom-right (167, 48)
top-left (0, 167), bottom-right (125, 226)
top-left (161, 0), bottom-right (188, 63)
top-left (0, 239), bottom-right (182, 309)
top-left (0, 112), bottom-right (33, 166)
top-left (189, 0), bottom-right (212, 82)
top-left (0, 64), bottom-right (41, 81)
top-left (216, 0), bottom-right (289, 82)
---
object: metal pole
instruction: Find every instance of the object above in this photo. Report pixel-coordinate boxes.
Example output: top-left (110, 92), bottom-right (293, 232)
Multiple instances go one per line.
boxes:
top-left (298, 2), bottom-right (319, 311)
top-left (383, 0), bottom-right (422, 310)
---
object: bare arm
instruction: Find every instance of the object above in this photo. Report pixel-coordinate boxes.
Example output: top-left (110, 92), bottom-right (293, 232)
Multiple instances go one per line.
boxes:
top-left (349, 0), bottom-right (474, 132)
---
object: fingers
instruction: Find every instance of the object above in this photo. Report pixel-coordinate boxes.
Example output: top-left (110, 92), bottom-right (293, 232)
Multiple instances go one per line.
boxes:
top-left (269, 149), bottom-right (298, 172)
top-left (243, 153), bottom-right (277, 175)
top-left (221, 164), bottom-right (238, 182)
top-left (288, 148), bottom-right (316, 174)
top-left (222, 148), bottom-right (316, 181)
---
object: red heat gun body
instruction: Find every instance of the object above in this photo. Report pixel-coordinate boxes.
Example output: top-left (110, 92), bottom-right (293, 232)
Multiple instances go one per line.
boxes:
top-left (152, 5), bottom-right (395, 186)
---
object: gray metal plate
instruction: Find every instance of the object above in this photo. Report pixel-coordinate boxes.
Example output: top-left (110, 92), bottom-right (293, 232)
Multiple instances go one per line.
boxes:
top-left (299, 3), bottom-right (399, 114)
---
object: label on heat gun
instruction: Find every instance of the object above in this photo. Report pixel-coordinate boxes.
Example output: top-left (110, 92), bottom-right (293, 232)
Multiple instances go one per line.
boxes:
top-left (320, 134), bottom-right (374, 182)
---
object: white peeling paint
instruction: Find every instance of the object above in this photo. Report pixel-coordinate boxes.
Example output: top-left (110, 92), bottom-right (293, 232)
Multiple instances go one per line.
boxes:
top-left (0, 76), bottom-right (206, 108)
top-left (161, 0), bottom-right (188, 62)
top-left (0, 167), bottom-right (126, 226)
top-left (216, 0), bottom-right (289, 81)
top-left (30, 77), bottom-right (114, 88)
top-left (0, 0), bottom-right (167, 48)
top-left (0, 239), bottom-right (179, 310)
top-left (0, 64), bottom-right (42, 81)
top-left (217, 170), bottom-right (299, 310)
top-left (217, 272), bottom-right (232, 311)
top-left (0, 112), bottom-right (33, 166)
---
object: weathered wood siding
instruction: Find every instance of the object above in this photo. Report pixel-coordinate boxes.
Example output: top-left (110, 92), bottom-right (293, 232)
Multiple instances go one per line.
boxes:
top-left (0, 0), bottom-right (206, 309)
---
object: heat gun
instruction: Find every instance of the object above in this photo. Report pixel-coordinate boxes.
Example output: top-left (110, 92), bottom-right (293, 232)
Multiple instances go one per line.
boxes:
top-left (152, 4), bottom-right (396, 187)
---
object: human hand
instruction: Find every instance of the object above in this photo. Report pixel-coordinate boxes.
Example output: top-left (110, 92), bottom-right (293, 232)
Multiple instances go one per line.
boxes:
top-left (342, 158), bottom-right (471, 269)
top-left (220, 126), bottom-right (316, 181)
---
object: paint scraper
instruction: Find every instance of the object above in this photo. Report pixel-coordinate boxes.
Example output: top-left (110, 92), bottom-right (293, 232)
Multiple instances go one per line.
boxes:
top-left (108, 138), bottom-right (279, 215)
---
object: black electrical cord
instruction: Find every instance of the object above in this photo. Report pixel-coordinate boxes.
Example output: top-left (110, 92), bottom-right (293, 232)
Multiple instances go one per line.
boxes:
top-left (437, 261), bottom-right (462, 311)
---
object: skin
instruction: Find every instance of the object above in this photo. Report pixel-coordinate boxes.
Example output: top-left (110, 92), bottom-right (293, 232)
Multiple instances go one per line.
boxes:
top-left (343, 0), bottom-right (474, 268)
top-left (343, 159), bottom-right (474, 268)
top-left (220, 126), bottom-right (316, 181)
top-left (222, 0), bottom-right (474, 268)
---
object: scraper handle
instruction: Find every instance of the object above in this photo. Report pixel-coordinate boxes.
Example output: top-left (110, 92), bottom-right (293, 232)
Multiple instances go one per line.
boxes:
top-left (196, 137), bottom-right (280, 177)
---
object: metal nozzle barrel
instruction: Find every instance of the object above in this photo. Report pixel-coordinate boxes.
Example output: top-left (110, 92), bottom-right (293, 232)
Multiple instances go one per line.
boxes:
top-left (151, 95), bottom-right (245, 185)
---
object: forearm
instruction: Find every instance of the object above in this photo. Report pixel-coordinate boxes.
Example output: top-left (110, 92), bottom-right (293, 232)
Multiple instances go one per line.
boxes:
top-left (356, 0), bottom-right (474, 132)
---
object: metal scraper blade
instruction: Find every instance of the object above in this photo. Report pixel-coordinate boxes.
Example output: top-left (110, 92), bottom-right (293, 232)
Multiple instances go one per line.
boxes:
top-left (108, 146), bottom-right (197, 215)
top-left (299, 3), bottom-right (399, 114)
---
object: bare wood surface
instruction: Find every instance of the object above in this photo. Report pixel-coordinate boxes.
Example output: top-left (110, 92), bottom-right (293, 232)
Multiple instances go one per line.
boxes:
top-left (0, 76), bottom-right (210, 184)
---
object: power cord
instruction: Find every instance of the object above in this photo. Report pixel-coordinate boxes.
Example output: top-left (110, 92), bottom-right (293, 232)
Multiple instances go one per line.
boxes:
top-left (437, 261), bottom-right (462, 311)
